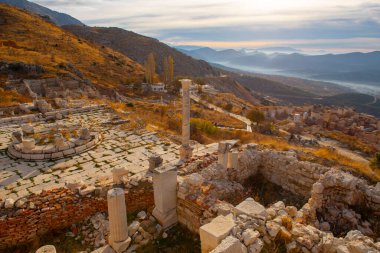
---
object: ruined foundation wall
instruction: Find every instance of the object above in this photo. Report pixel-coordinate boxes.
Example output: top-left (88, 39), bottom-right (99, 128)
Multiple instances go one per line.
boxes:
top-left (308, 170), bottom-right (380, 236)
top-left (238, 147), bottom-right (329, 198)
top-left (0, 105), bottom-right (106, 125)
top-left (177, 197), bottom-right (205, 233)
top-left (0, 184), bottom-right (154, 249)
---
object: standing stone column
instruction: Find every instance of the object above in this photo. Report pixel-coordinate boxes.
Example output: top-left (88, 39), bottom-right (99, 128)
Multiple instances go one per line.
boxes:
top-left (227, 151), bottom-right (239, 169)
top-left (179, 79), bottom-right (193, 161)
top-left (218, 142), bottom-right (232, 169)
top-left (107, 188), bottom-right (131, 253)
top-left (152, 165), bottom-right (178, 229)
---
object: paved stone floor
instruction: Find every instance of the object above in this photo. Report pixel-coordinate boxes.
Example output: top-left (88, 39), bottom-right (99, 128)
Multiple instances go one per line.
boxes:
top-left (0, 110), bottom-right (217, 199)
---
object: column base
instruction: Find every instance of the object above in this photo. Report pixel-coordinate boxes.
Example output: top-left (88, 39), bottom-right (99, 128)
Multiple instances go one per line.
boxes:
top-left (179, 145), bottom-right (193, 161)
top-left (153, 207), bottom-right (178, 229)
top-left (109, 236), bottom-right (131, 253)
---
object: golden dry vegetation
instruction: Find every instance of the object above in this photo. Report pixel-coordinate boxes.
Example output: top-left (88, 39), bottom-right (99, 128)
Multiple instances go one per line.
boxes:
top-left (0, 4), bottom-right (144, 89)
top-left (99, 98), bottom-right (380, 181)
top-left (0, 88), bottom-right (31, 107)
top-left (321, 130), bottom-right (378, 155)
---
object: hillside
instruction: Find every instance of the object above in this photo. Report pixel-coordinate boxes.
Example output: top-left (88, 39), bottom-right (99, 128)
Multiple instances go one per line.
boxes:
top-left (0, 0), bottom-right (83, 26)
top-left (0, 4), bottom-right (143, 90)
top-left (64, 25), bottom-right (218, 77)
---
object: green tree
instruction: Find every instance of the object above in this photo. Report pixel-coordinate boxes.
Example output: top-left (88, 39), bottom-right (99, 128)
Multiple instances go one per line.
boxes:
top-left (247, 109), bottom-right (265, 125)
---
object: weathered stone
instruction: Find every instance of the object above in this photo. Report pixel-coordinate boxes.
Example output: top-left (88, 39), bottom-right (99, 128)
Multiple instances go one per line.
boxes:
top-left (107, 188), bottom-right (130, 253)
top-left (200, 214), bottom-right (235, 253)
top-left (242, 229), bottom-right (260, 246)
top-left (152, 165), bottom-right (178, 229)
top-left (4, 198), bottom-right (15, 209)
top-left (210, 236), bottom-right (247, 253)
top-left (148, 155), bottom-right (163, 172)
top-left (36, 245), bottom-right (56, 253)
top-left (235, 198), bottom-right (268, 219)
top-left (80, 128), bottom-right (91, 140)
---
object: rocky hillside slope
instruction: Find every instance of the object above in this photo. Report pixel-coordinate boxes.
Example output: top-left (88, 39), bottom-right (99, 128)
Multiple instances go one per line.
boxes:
top-left (0, 3), bottom-right (143, 90)
top-left (64, 26), bottom-right (218, 77)
top-left (0, 0), bottom-right (83, 26)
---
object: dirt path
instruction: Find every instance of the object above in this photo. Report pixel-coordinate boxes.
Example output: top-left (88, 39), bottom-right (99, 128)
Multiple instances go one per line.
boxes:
top-left (191, 95), bottom-right (252, 132)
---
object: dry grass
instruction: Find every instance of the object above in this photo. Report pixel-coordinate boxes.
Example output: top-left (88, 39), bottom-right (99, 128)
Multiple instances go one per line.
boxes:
top-left (0, 4), bottom-right (144, 89)
top-left (0, 88), bottom-right (31, 107)
top-left (321, 130), bottom-right (378, 155)
top-left (312, 148), bottom-right (380, 181)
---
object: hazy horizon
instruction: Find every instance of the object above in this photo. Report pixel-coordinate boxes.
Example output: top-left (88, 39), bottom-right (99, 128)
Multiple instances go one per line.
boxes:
top-left (30, 0), bottom-right (380, 54)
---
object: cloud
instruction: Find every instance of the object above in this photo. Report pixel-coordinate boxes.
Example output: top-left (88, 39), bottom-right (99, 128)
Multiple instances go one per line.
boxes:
top-left (31, 0), bottom-right (380, 52)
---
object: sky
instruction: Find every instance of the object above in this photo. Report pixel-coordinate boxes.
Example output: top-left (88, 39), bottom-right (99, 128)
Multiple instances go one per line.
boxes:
top-left (32, 0), bottom-right (380, 53)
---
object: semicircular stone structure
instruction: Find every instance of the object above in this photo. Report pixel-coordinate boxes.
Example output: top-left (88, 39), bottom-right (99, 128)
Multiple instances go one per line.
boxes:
top-left (7, 130), bottom-right (102, 161)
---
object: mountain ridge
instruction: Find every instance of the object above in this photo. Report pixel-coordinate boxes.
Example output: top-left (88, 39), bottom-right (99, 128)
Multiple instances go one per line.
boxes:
top-left (0, 0), bottom-right (83, 26)
top-left (63, 25), bottom-right (218, 78)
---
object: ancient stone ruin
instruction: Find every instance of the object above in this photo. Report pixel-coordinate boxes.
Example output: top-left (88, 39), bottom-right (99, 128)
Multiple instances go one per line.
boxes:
top-left (0, 85), bottom-right (379, 253)
top-left (7, 124), bottom-right (101, 161)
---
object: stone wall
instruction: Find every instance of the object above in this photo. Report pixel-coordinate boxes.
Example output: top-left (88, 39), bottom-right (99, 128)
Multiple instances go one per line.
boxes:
top-left (308, 169), bottom-right (380, 236)
top-left (0, 183), bottom-right (154, 249)
top-left (0, 105), bottom-right (106, 125)
top-left (238, 145), bottom-right (329, 198)
top-left (177, 197), bottom-right (205, 233)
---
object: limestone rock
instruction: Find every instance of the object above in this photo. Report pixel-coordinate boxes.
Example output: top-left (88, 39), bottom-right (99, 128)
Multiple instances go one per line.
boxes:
top-left (36, 245), bottom-right (56, 253)
top-left (211, 236), bottom-right (247, 253)
top-left (4, 198), bottom-right (15, 209)
top-left (21, 124), bottom-right (34, 135)
top-left (12, 131), bottom-right (23, 144)
top-left (137, 211), bottom-right (147, 220)
top-left (242, 229), bottom-right (260, 246)
top-left (266, 221), bottom-right (281, 237)
top-left (79, 186), bottom-right (96, 196)
top-left (15, 198), bottom-right (27, 208)
top-left (248, 238), bottom-right (264, 253)
top-left (235, 198), bottom-right (268, 219)
top-left (128, 221), bottom-right (140, 236)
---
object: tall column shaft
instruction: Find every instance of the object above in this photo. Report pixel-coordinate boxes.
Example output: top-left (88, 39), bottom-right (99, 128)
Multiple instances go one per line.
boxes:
top-left (181, 79), bottom-right (191, 146)
top-left (107, 188), bottom-right (128, 242)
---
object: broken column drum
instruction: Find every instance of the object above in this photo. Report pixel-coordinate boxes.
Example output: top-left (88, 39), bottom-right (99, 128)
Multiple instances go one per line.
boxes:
top-left (107, 188), bottom-right (131, 253)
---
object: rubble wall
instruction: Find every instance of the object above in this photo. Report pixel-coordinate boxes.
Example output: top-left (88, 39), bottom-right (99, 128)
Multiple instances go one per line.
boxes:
top-left (238, 146), bottom-right (329, 198)
top-left (0, 105), bottom-right (106, 126)
top-left (177, 197), bottom-right (205, 233)
top-left (309, 170), bottom-right (380, 236)
top-left (0, 184), bottom-right (154, 249)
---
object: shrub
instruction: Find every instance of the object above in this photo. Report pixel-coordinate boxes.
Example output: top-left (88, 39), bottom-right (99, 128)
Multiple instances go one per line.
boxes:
top-left (223, 102), bottom-right (233, 112)
top-left (371, 152), bottom-right (380, 170)
top-left (190, 118), bottom-right (218, 135)
top-left (247, 109), bottom-right (265, 125)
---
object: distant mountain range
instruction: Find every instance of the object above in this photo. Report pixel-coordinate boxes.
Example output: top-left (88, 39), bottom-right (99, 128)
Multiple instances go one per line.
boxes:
top-left (0, 0), bottom-right (83, 26)
top-left (180, 47), bottom-right (380, 86)
top-left (1, 1), bottom-right (380, 116)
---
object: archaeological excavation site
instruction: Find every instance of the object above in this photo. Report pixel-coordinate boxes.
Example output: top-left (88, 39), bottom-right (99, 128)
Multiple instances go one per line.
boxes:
top-left (1, 3), bottom-right (380, 252)
top-left (0, 78), bottom-right (379, 253)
